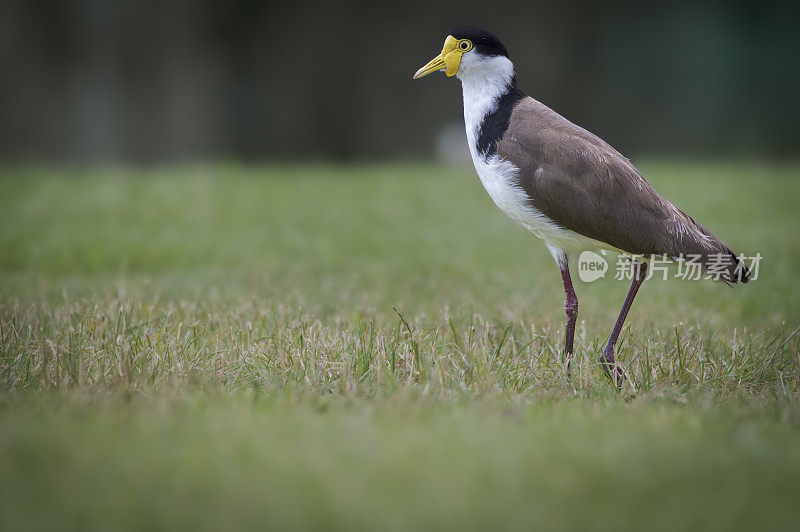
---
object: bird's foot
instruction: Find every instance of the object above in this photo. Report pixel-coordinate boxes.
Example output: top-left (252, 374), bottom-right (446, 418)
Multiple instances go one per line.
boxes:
top-left (562, 349), bottom-right (572, 379)
top-left (600, 348), bottom-right (626, 390)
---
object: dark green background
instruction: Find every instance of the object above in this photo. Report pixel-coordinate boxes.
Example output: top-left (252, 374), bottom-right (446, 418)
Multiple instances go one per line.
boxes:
top-left (1, 0), bottom-right (798, 162)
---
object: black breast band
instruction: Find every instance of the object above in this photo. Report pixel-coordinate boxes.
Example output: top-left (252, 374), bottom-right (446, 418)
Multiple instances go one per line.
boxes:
top-left (476, 81), bottom-right (525, 157)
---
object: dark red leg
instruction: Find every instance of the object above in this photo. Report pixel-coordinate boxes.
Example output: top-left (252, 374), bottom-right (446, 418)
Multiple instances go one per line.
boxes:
top-left (559, 263), bottom-right (579, 376)
top-left (601, 261), bottom-right (648, 387)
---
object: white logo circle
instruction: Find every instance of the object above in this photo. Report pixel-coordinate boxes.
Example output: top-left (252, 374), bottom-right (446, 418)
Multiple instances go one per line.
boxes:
top-left (577, 251), bottom-right (608, 282)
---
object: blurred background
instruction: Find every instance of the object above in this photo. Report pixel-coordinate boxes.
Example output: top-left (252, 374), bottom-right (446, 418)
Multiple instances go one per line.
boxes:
top-left (1, 0), bottom-right (799, 164)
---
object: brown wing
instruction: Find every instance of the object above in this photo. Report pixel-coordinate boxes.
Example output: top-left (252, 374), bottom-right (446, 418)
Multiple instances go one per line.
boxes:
top-left (496, 97), bottom-right (749, 282)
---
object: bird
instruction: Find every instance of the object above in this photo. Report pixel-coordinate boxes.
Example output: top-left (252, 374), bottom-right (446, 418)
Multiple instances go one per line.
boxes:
top-left (413, 26), bottom-right (749, 385)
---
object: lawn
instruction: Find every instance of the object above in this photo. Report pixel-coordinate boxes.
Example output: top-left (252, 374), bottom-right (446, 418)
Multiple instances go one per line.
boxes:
top-left (1, 162), bottom-right (799, 530)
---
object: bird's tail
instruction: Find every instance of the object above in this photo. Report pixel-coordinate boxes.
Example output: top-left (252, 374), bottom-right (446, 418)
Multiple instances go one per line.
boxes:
top-left (670, 211), bottom-right (750, 285)
top-left (699, 249), bottom-right (750, 284)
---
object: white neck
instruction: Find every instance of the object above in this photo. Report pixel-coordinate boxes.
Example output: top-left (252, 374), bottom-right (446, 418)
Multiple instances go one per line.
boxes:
top-left (457, 55), bottom-right (516, 149)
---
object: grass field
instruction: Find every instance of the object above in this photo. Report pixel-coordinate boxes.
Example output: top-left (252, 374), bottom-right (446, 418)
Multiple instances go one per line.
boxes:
top-left (1, 162), bottom-right (799, 530)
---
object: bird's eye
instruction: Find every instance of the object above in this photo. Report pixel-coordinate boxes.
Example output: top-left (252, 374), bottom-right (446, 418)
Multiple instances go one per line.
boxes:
top-left (459, 40), bottom-right (472, 51)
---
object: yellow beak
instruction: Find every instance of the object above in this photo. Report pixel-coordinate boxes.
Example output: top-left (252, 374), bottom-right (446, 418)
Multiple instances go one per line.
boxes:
top-left (413, 36), bottom-right (463, 79)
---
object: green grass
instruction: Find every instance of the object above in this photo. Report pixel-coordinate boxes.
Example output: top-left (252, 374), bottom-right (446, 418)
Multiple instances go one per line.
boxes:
top-left (1, 162), bottom-right (799, 530)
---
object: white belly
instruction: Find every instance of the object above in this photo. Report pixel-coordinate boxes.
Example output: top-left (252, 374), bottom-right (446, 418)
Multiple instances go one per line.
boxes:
top-left (469, 148), bottom-right (605, 254)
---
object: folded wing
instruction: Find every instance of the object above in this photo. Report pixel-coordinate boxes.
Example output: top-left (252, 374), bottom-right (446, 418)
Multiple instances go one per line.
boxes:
top-left (496, 97), bottom-right (749, 283)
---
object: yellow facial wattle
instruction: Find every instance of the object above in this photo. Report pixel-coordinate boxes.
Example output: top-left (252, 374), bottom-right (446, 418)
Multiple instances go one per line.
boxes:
top-left (413, 36), bottom-right (473, 79)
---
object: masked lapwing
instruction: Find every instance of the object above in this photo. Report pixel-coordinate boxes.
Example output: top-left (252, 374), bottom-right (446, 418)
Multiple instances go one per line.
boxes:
top-left (413, 26), bottom-right (750, 385)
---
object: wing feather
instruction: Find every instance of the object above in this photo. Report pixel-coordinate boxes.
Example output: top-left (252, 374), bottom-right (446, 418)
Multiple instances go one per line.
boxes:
top-left (496, 97), bottom-right (749, 282)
